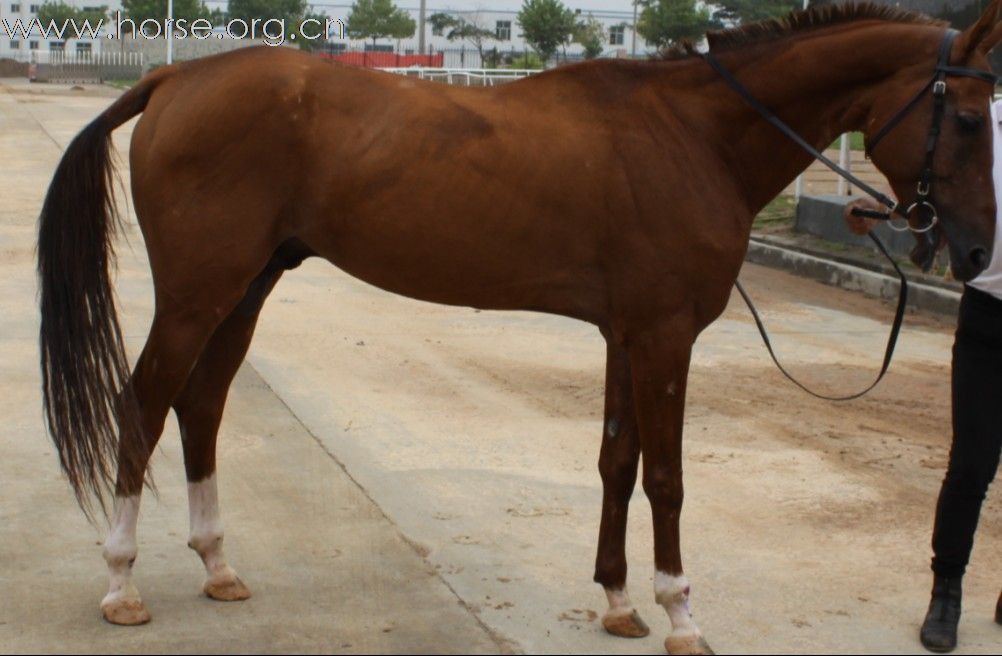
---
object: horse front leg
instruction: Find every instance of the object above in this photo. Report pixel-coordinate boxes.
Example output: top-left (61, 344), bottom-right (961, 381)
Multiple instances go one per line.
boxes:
top-left (627, 321), bottom-right (712, 655)
top-left (594, 337), bottom-right (648, 638)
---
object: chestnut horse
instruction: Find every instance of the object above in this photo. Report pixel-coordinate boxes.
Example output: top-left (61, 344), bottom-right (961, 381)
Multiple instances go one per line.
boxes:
top-left (38, 3), bottom-right (1002, 652)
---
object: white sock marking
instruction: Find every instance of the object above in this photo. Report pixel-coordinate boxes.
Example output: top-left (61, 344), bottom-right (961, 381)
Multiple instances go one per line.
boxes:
top-left (654, 571), bottom-right (701, 638)
top-left (605, 586), bottom-right (635, 615)
top-left (187, 473), bottom-right (234, 580)
top-left (102, 495), bottom-right (141, 606)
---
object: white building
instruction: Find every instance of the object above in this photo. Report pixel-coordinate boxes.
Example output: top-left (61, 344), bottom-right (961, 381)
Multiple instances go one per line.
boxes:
top-left (1, 0), bottom-right (654, 63)
top-left (309, 3), bottom-right (653, 61)
top-left (0, 0), bottom-right (120, 58)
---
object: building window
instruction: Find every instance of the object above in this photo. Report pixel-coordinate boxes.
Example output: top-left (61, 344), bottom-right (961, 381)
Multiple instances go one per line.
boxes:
top-left (11, 3), bottom-right (21, 12)
top-left (75, 41), bottom-right (92, 53)
top-left (29, 3), bottom-right (38, 11)
top-left (609, 24), bottom-right (624, 46)
top-left (49, 40), bottom-right (64, 51)
top-left (496, 20), bottom-right (511, 41)
top-left (10, 39), bottom-right (20, 49)
top-left (29, 40), bottom-right (39, 49)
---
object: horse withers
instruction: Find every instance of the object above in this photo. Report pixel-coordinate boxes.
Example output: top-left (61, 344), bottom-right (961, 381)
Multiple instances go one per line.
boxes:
top-left (37, 2), bottom-right (1002, 652)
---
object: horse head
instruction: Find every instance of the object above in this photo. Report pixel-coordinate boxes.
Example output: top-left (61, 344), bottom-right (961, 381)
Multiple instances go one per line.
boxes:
top-left (864, 0), bottom-right (1002, 281)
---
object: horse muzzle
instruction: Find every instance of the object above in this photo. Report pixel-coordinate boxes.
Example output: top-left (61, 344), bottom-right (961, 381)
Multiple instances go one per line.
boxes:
top-left (928, 230), bottom-right (992, 282)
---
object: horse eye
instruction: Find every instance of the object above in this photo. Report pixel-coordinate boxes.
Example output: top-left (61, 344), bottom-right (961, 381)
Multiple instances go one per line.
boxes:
top-left (957, 112), bottom-right (985, 132)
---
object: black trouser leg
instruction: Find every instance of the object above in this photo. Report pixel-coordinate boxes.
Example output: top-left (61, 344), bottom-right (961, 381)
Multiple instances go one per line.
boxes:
top-left (931, 286), bottom-right (1002, 578)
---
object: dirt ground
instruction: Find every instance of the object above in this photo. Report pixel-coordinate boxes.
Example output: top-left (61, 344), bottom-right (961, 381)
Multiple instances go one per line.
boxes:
top-left (1, 79), bottom-right (999, 654)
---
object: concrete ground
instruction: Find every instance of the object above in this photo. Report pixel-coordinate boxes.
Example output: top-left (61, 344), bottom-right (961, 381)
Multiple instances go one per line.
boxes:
top-left (1, 79), bottom-right (999, 654)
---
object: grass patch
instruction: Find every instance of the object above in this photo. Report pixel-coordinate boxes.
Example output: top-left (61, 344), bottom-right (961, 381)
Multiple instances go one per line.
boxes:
top-left (104, 79), bottom-right (136, 90)
top-left (828, 131), bottom-right (865, 151)
top-left (753, 195), bottom-right (796, 230)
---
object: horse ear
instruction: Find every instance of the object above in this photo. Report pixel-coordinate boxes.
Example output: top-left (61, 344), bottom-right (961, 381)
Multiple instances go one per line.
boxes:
top-left (956, 0), bottom-right (1002, 57)
top-left (976, 20), bottom-right (1002, 55)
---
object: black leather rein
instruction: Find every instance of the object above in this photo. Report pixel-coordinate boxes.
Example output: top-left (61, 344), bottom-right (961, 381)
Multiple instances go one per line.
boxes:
top-left (702, 29), bottom-right (997, 401)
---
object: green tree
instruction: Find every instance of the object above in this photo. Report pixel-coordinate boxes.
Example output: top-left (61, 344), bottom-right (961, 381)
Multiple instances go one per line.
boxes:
top-left (226, 0), bottom-right (335, 49)
top-left (428, 12), bottom-right (456, 35)
top-left (227, 0), bottom-right (305, 24)
top-left (120, 0), bottom-right (210, 23)
top-left (346, 0), bottom-right (416, 48)
top-left (636, 0), bottom-right (717, 50)
top-left (428, 11), bottom-right (495, 62)
top-left (713, 0), bottom-right (799, 25)
top-left (517, 0), bottom-right (576, 62)
top-left (573, 14), bottom-right (605, 59)
top-left (36, 1), bottom-right (108, 26)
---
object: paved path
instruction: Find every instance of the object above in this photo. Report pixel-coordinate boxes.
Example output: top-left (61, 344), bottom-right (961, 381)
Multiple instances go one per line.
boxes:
top-left (1, 79), bottom-right (999, 654)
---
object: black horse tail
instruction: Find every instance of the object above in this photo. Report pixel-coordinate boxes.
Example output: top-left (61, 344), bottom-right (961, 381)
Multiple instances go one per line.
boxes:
top-left (37, 67), bottom-right (173, 518)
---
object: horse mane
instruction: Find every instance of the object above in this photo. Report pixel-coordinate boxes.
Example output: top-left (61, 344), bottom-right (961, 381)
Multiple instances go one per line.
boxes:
top-left (657, 2), bottom-right (947, 60)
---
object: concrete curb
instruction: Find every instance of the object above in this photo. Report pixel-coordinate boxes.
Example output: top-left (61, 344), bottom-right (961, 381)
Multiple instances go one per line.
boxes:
top-left (746, 237), bottom-right (961, 316)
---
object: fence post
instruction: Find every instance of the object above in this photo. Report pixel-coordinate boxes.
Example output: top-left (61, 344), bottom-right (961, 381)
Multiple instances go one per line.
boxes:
top-left (837, 133), bottom-right (851, 196)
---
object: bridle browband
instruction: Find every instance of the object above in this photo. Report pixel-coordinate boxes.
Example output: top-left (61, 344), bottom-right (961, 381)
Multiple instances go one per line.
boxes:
top-left (702, 28), bottom-right (997, 401)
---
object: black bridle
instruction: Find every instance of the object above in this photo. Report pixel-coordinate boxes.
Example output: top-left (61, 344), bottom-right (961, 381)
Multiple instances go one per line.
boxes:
top-left (703, 29), bottom-right (997, 400)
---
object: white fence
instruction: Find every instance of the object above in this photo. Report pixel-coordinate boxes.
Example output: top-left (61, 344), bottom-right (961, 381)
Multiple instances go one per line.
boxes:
top-left (380, 67), bottom-right (539, 87)
top-left (20, 50), bottom-right (145, 82)
top-left (12, 50), bottom-right (144, 66)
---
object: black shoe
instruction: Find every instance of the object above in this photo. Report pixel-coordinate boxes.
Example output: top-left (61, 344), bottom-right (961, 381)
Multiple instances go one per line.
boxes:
top-left (995, 589), bottom-right (1001, 626)
top-left (920, 576), bottom-right (962, 653)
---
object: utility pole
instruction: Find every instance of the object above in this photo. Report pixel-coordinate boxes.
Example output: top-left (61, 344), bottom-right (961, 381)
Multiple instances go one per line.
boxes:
top-left (794, 0), bottom-right (809, 198)
top-left (631, 0), bottom-right (637, 57)
top-left (418, 0), bottom-right (426, 54)
top-left (166, 0), bottom-right (173, 64)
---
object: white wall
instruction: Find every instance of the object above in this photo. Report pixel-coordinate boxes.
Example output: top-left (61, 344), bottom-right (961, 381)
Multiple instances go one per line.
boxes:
top-left (0, 0), bottom-right (123, 57)
top-left (1, 0), bottom-right (654, 62)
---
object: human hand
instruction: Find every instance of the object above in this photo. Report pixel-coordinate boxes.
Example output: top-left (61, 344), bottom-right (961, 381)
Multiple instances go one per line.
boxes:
top-left (843, 198), bottom-right (883, 236)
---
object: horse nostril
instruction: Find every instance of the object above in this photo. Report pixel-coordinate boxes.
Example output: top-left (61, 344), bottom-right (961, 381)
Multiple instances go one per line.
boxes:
top-left (970, 247), bottom-right (988, 270)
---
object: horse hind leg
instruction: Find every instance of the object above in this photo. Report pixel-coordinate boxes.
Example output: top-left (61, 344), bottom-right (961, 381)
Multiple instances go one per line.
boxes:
top-left (173, 240), bottom-right (306, 601)
top-left (101, 301), bottom-right (240, 624)
top-left (100, 240), bottom-right (298, 624)
top-left (173, 269), bottom-right (287, 600)
top-left (594, 337), bottom-right (649, 638)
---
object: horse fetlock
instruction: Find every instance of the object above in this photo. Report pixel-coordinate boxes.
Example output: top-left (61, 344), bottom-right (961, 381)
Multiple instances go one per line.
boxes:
top-left (187, 531), bottom-right (223, 558)
top-left (654, 572), bottom-right (708, 653)
top-left (102, 545), bottom-right (137, 570)
top-left (653, 572), bottom-right (690, 608)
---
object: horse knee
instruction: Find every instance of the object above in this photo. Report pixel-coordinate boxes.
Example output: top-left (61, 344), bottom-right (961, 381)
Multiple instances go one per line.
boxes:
top-left (642, 473), bottom-right (683, 512)
top-left (599, 452), bottom-right (639, 496)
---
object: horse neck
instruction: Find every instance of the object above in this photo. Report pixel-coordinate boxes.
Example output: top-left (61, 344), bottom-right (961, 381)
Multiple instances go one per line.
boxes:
top-left (664, 23), bottom-right (946, 214)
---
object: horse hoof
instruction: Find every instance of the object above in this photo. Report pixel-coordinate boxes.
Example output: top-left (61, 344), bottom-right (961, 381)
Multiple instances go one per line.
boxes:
top-left (664, 633), bottom-right (714, 655)
top-left (101, 598), bottom-right (151, 625)
top-left (204, 575), bottom-right (252, 601)
top-left (602, 608), bottom-right (650, 638)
